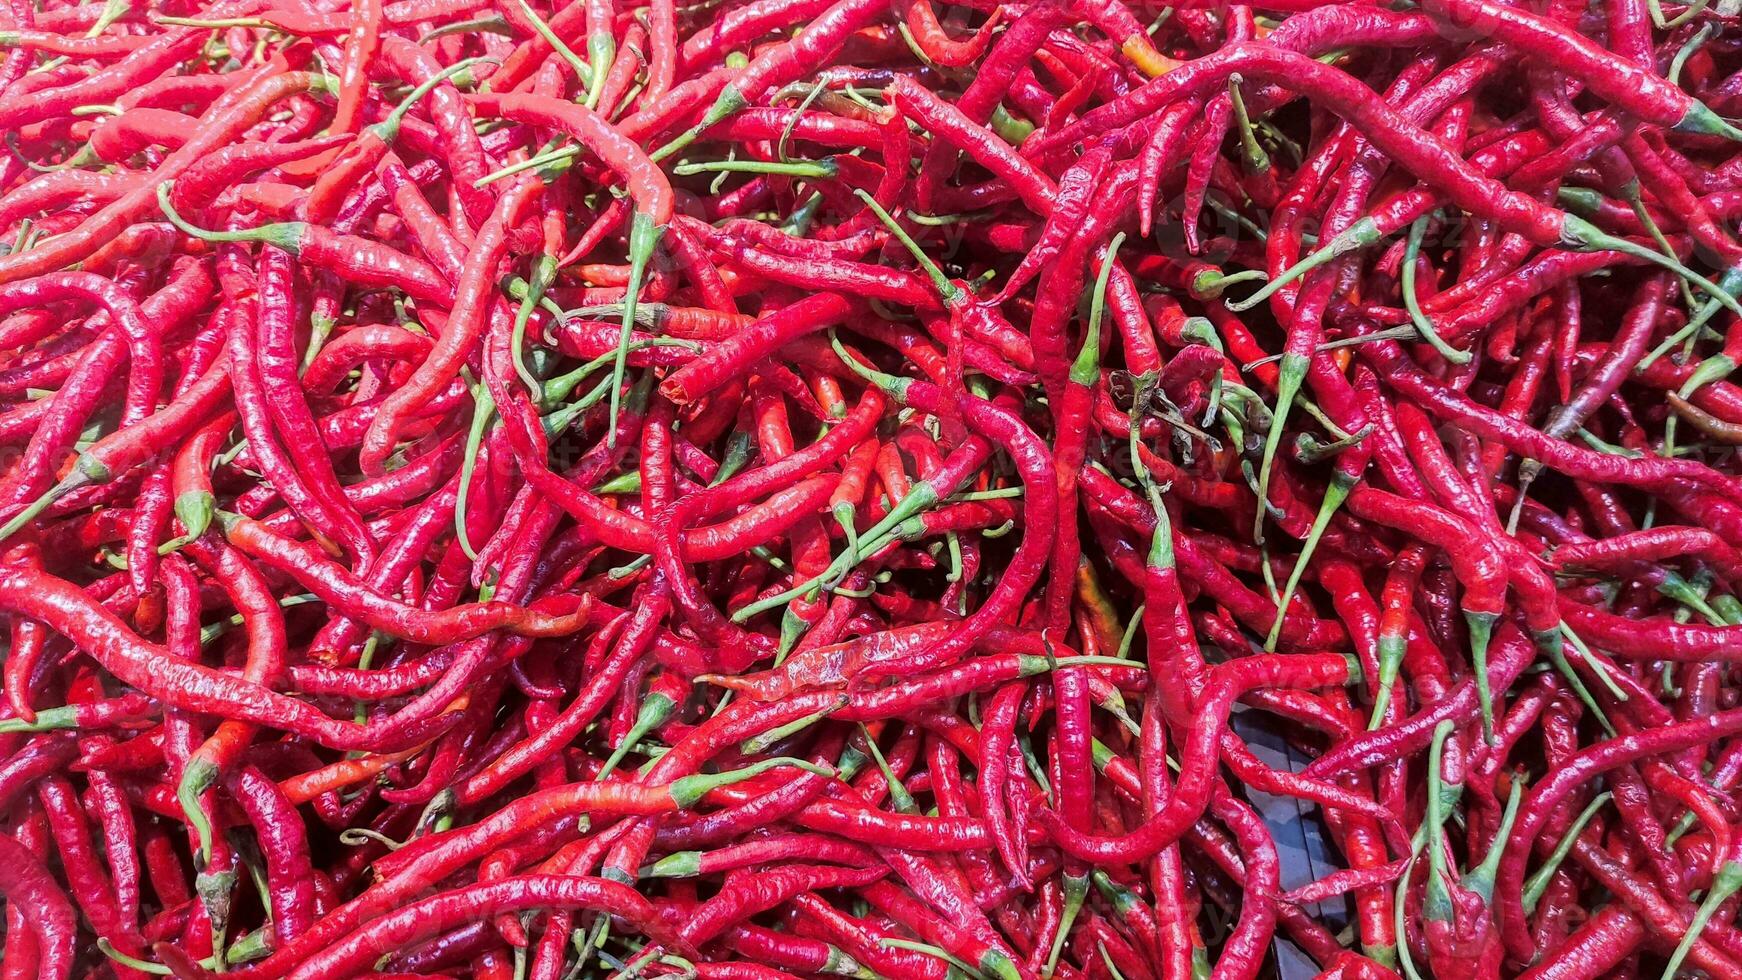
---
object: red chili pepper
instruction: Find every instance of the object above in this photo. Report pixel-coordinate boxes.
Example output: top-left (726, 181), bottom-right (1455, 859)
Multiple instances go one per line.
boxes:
top-left (1042, 654), bottom-right (1357, 863)
top-left (0, 830), bottom-right (77, 980)
top-left (305, 59), bottom-right (480, 225)
top-left (659, 292), bottom-right (855, 405)
top-left (12, 4), bottom-right (1742, 975)
top-left (0, 70), bottom-right (331, 284)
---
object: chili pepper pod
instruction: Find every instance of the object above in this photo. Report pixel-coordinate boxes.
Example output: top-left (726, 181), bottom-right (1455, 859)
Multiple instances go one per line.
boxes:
top-left (156, 184), bottom-right (453, 305)
top-left (0, 354), bottom-right (229, 544)
top-left (598, 671), bottom-right (691, 778)
top-left (652, 0), bottom-right (887, 162)
top-left (467, 91), bottom-right (673, 444)
top-left (305, 58), bottom-right (488, 225)
top-left (1415, 722), bottom-right (1518, 979)
top-left (0, 831), bottom-right (77, 980)
top-left (17, 1), bottom-right (1742, 974)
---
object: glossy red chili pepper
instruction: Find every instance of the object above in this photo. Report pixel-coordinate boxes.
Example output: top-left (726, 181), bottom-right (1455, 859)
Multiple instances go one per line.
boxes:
top-left (11, 3), bottom-right (1742, 975)
top-left (660, 292), bottom-right (855, 405)
top-left (0, 830), bottom-right (77, 980)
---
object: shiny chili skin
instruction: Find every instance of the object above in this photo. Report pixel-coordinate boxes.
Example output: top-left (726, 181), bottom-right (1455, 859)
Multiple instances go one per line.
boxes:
top-left (0, 831), bottom-right (77, 980)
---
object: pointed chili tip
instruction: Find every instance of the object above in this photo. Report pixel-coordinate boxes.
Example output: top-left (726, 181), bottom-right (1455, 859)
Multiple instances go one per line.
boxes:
top-left (693, 672), bottom-right (761, 695)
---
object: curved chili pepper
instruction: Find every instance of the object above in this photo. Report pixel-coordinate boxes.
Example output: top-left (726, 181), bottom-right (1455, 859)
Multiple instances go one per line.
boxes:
top-left (0, 831), bottom-right (77, 980)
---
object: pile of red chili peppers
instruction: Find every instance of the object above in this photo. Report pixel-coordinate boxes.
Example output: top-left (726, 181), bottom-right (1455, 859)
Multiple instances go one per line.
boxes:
top-left (14, 0), bottom-right (1742, 976)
